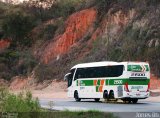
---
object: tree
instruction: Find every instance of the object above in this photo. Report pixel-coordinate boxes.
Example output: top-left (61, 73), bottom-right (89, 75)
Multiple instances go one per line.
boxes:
top-left (26, 0), bottom-right (55, 21)
top-left (2, 9), bottom-right (35, 46)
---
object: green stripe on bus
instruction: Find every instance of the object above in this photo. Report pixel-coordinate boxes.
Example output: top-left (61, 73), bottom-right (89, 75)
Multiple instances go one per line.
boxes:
top-left (127, 65), bottom-right (149, 72)
top-left (145, 65), bottom-right (149, 71)
top-left (80, 80), bottom-right (93, 86)
top-left (109, 79), bottom-right (150, 85)
top-left (97, 80), bottom-right (100, 85)
top-left (77, 78), bottom-right (150, 86)
top-left (96, 86), bottom-right (99, 92)
top-left (105, 79), bottom-right (109, 85)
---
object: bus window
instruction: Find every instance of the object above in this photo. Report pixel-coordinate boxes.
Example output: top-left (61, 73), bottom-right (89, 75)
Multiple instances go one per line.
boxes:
top-left (74, 65), bottom-right (124, 79)
top-left (106, 65), bottom-right (124, 77)
top-left (74, 68), bottom-right (83, 80)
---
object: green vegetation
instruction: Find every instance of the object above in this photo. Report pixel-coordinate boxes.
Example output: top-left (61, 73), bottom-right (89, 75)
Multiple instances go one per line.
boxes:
top-left (15, 111), bottom-right (117, 118)
top-left (0, 49), bottom-right (37, 80)
top-left (0, 0), bottom-right (87, 81)
top-left (26, 0), bottom-right (87, 21)
top-left (2, 10), bottom-right (35, 47)
top-left (0, 87), bottom-right (40, 112)
top-left (34, 63), bottom-right (54, 82)
top-left (0, 1), bottom-right (38, 80)
top-left (0, 87), bottom-right (116, 118)
top-left (23, 111), bottom-right (117, 118)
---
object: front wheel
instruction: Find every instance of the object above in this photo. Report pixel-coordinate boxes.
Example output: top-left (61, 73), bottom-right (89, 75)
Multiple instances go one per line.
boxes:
top-left (132, 99), bottom-right (138, 104)
top-left (74, 91), bottom-right (81, 102)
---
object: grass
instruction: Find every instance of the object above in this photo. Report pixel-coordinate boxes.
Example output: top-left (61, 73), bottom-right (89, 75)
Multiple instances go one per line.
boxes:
top-left (0, 87), bottom-right (117, 118)
top-left (0, 87), bottom-right (41, 112)
top-left (17, 110), bottom-right (117, 118)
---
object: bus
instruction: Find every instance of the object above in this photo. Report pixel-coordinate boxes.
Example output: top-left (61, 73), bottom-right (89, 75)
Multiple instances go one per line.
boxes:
top-left (64, 61), bottom-right (150, 103)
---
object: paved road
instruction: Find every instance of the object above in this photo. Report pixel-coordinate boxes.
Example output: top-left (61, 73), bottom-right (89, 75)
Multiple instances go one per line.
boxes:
top-left (40, 98), bottom-right (160, 113)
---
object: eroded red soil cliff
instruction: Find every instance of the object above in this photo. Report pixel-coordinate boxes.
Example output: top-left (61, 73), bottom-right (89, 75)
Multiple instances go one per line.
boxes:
top-left (40, 8), bottom-right (97, 63)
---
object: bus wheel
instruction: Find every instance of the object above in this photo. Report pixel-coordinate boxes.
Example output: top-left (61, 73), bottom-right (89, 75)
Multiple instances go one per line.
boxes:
top-left (109, 90), bottom-right (114, 99)
top-left (103, 90), bottom-right (108, 99)
top-left (94, 98), bottom-right (100, 102)
top-left (132, 99), bottom-right (138, 104)
top-left (103, 90), bottom-right (109, 102)
top-left (74, 91), bottom-right (81, 102)
top-left (128, 99), bottom-right (131, 104)
top-left (122, 100), bottom-right (126, 103)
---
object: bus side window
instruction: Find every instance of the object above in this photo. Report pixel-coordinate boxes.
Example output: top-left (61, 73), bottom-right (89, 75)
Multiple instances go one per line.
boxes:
top-left (74, 68), bottom-right (82, 80)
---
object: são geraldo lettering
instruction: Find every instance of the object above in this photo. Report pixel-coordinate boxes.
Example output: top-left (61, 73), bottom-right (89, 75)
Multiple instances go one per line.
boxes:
top-left (131, 73), bottom-right (145, 77)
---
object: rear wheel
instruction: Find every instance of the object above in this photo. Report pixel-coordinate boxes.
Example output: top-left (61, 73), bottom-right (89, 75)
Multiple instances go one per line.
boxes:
top-left (132, 99), bottom-right (138, 104)
top-left (109, 91), bottom-right (114, 99)
top-left (122, 99), bottom-right (127, 103)
top-left (128, 99), bottom-right (132, 104)
top-left (122, 99), bottom-right (131, 103)
top-left (94, 98), bottom-right (100, 102)
top-left (103, 90), bottom-right (109, 102)
top-left (74, 91), bottom-right (81, 102)
top-left (103, 90), bottom-right (108, 99)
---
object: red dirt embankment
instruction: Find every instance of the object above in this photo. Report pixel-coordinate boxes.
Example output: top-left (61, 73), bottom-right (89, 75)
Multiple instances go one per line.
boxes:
top-left (9, 76), bottom-right (67, 99)
top-left (0, 39), bottom-right (10, 51)
top-left (36, 8), bottom-right (136, 64)
top-left (150, 74), bottom-right (160, 90)
top-left (39, 8), bottom-right (97, 64)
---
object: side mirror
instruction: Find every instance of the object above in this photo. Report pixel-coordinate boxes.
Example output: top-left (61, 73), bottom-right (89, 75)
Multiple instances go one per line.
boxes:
top-left (64, 73), bottom-right (71, 81)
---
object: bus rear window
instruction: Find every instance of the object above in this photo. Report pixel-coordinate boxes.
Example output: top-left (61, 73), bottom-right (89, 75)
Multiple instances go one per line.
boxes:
top-left (74, 65), bottom-right (124, 80)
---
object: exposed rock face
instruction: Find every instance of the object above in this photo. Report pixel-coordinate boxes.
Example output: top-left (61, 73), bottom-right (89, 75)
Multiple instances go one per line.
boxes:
top-left (37, 8), bottom-right (136, 64)
top-left (39, 8), bottom-right (97, 64)
top-left (91, 9), bottom-right (136, 41)
top-left (0, 39), bottom-right (10, 52)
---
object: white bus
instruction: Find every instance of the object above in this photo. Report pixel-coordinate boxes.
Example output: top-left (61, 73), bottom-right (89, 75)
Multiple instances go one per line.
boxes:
top-left (64, 61), bottom-right (150, 103)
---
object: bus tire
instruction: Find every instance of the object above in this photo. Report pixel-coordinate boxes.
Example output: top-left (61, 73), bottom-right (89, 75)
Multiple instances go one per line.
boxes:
top-left (74, 91), bottom-right (81, 102)
top-left (103, 90), bottom-right (108, 100)
top-left (109, 90), bottom-right (115, 99)
top-left (132, 99), bottom-right (138, 104)
top-left (122, 99), bottom-right (127, 103)
top-left (128, 99), bottom-right (132, 104)
top-left (94, 98), bottom-right (100, 102)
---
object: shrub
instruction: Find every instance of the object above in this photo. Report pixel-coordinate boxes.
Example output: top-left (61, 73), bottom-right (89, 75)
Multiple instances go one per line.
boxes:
top-left (2, 9), bottom-right (36, 47)
top-left (0, 88), bottom-right (40, 112)
top-left (43, 24), bottom-right (58, 40)
top-left (37, 24), bottom-right (58, 41)
top-left (34, 63), bottom-right (54, 82)
top-left (0, 50), bottom-right (37, 80)
top-left (49, 0), bottom-right (85, 18)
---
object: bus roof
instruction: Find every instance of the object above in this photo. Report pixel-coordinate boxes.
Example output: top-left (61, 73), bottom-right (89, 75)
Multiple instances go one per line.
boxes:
top-left (71, 61), bottom-right (149, 69)
top-left (71, 61), bottom-right (123, 69)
